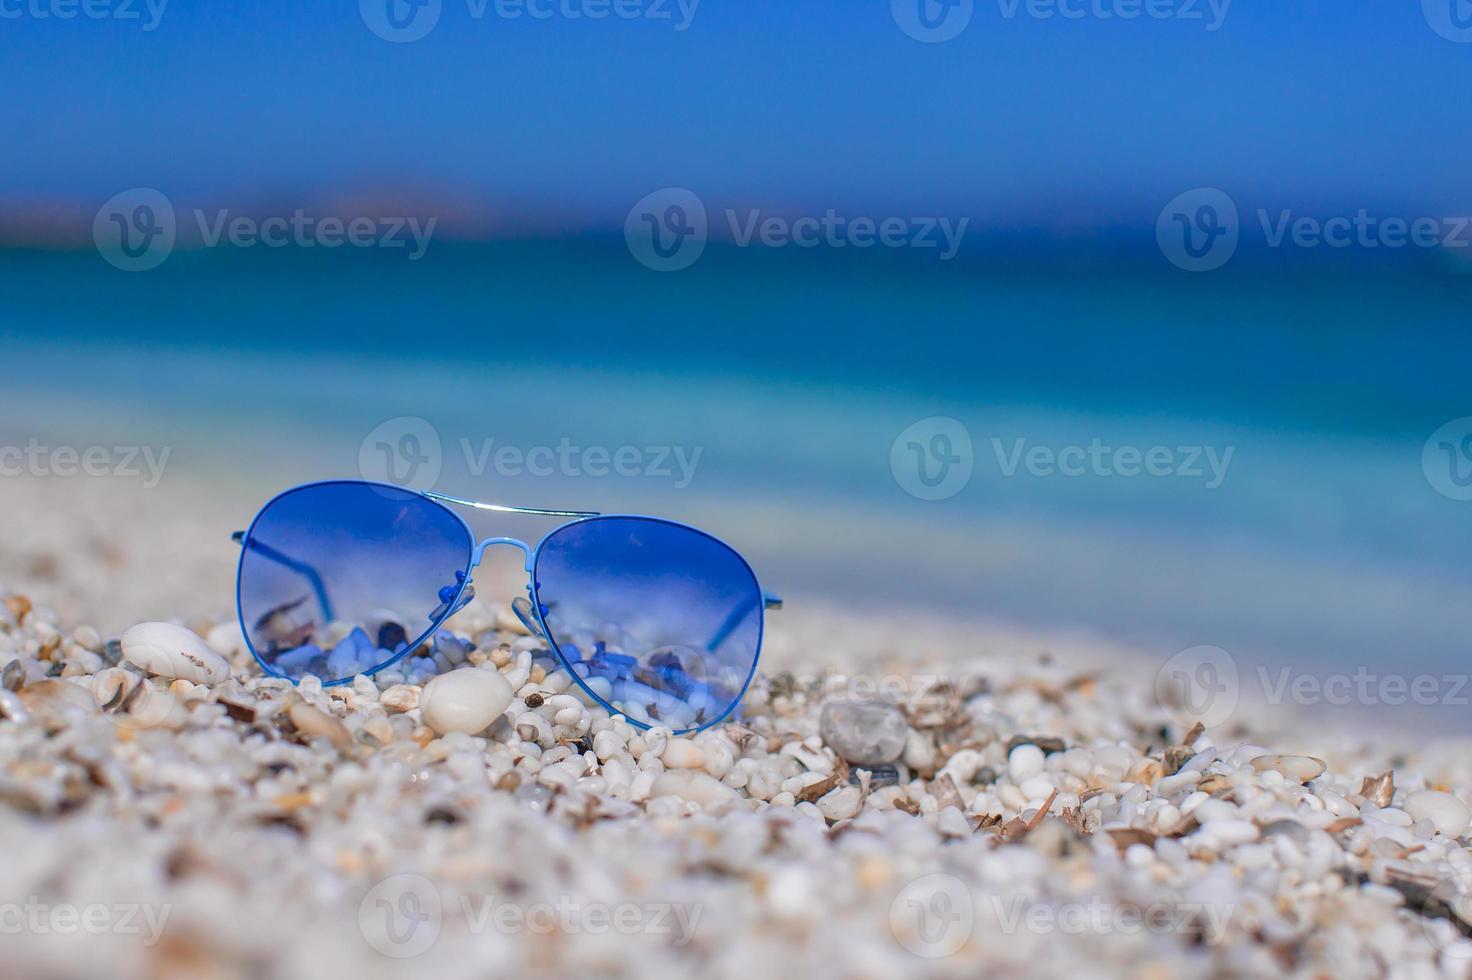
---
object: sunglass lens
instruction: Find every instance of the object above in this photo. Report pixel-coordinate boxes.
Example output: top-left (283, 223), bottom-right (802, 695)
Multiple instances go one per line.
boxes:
top-left (532, 517), bottom-right (763, 732)
top-left (237, 482), bottom-right (474, 683)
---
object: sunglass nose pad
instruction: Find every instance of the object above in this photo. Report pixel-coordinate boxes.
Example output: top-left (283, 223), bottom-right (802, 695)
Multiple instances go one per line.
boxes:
top-left (430, 572), bottom-right (475, 620)
top-left (511, 596), bottom-right (546, 639)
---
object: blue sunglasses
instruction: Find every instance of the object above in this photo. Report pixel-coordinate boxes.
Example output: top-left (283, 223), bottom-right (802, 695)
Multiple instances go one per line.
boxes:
top-left (232, 480), bottom-right (780, 733)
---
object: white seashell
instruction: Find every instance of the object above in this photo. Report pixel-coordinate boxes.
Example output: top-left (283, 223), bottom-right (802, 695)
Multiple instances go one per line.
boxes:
top-left (1248, 754), bottom-right (1325, 783)
top-left (419, 668), bottom-right (513, 736)
top-left (121, 622), bottom-right (230, 684)
top-left (515, 711), bottom-right (553, 745)
top-left (1403, 790), bottom-right (1471, 838)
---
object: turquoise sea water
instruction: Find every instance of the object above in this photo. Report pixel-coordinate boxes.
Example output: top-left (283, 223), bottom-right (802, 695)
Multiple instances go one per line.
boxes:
top-left (2, 241), bottom-right (1469, 715)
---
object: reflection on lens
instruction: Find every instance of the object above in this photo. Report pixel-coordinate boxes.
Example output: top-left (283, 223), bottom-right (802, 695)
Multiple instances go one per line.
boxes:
top-left (237, 482), bottom-right (473, 684)
top-left (533, 517), bottom-right (763, 732)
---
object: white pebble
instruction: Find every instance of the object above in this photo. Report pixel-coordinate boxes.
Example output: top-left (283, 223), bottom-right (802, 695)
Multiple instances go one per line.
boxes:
top-left (1007, 743), bottom-right (1046, 782)
top-left (651, 770), bottom-right (740, 806)
top-left (1403, 790), bottom-right (1471, 838)
top-left (816, 786), bottom-right (862, 822)
top-left (661, 738), bottom-right (706, 769)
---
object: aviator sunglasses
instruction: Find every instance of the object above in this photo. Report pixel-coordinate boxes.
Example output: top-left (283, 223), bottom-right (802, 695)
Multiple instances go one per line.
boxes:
top-left (233, 480), bottom-right (780, 733)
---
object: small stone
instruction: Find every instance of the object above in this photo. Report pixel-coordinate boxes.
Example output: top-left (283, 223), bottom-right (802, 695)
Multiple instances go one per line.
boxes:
top-left (818, 700), bottom-right (907, 765)
top-left (121, 622), bottom-right (231, 685)
top-left (288, 702), bottom-right (353, 749)
top-left (206, 621), bottom-right (248, 659)
top-left (1006, 735), bottom-right (1066, 755)
top-left (816, 785), bottom-right (862, 822)
top-left (1261, 819), bottom-right (1310, 842)
top-left (661, 738), bottom-right (706, 769)
top-left (379, 684), bottom-right (420, 713)
top-left (650, 770), bottom-right (740, 806)
top-left (937, 806), bottom-right (971, 837)
top-left (17, 678), bottom-right (96, 725)
top-left (419, 668), bottom-right (513, 735)
top-left (1249, 754), bottom-right (1325, 783)
top-left (849, 765), bottom-right (901, 789)
top-left (1403, 790), bottom-right (1471, 838)
top-left (1008, 743), bottom-right (1046, 782)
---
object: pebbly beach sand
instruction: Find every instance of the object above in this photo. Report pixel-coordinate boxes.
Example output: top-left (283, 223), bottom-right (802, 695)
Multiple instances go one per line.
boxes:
top-left (3, 472), bottom-right (1472, 980)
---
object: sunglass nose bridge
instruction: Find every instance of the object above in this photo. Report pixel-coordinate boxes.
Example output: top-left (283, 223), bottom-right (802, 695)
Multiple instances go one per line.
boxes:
top-left (472, 537), bottom-right (535, 572)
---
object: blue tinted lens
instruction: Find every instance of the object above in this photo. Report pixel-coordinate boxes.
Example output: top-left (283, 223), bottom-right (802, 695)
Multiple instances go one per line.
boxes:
top-left (238, 482), bottom-right (473, 683)
top-left (533, 517), bottom-right (763, 732)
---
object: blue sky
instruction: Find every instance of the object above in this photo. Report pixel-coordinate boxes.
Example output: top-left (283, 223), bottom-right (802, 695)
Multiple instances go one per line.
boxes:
top-left (2, 1), bottom-right (1469, 234)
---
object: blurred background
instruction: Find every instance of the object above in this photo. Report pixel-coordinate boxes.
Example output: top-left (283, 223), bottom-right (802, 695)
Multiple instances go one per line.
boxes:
top-left (1, 1), bottom-right (1470, 723)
